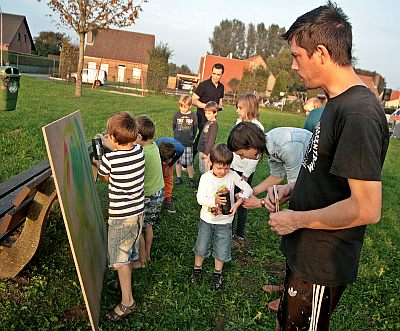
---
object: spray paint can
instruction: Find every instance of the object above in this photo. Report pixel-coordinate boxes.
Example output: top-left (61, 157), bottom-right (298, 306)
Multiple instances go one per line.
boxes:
top-left (220, 189), bottom-right (231, 215)
top-left (92, 137), bottom-right (103, 160)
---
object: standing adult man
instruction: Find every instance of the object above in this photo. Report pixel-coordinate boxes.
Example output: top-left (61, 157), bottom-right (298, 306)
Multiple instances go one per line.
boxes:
top-left (266, 2), bottom-right (389, 330)
top-left (192, 63), bottom-right (224, 154)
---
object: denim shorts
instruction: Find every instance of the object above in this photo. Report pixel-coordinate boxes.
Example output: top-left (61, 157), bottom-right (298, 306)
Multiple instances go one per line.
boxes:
top-left (107, 213), bottom-right (144, 269)
top-left (144, 188), bottom-right (164, 227)
top-left (193, 219), bottom-right (232, 262)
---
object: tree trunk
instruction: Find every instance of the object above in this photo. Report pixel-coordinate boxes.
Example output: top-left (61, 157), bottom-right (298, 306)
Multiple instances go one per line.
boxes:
top-left (75, 32), bottom-right (85, 97)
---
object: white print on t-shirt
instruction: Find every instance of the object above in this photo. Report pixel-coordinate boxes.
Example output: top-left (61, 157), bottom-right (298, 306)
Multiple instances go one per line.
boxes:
top-left (288, 287), bottom-right (297, 297)
top-left (302, 122), bottom-right (320, 173)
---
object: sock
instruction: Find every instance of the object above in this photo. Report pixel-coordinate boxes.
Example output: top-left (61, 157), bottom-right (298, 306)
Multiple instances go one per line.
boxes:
top-left (214, 269), bottom-right (222, 274)
top-left (194, 265), bottom-right (202, 270)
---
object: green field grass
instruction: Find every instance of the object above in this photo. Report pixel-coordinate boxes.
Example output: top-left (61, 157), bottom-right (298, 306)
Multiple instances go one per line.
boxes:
top-left (0, 76), bottom-right (399, 330)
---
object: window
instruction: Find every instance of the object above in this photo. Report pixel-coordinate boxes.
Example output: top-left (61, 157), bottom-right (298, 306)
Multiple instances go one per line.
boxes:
top-left (132, 68), bottom-right (141, 79)
top-left (17, 33), bottom-right (21, 41)
top-left (24, 34), bottom-right (27, 43)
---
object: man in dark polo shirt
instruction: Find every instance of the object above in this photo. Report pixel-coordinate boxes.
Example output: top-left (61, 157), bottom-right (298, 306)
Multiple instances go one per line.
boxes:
top-left (192, 63), bottom-right (224, 155)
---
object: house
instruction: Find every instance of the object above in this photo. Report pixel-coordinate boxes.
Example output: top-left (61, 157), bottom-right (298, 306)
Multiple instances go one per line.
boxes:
top-left (357, 73), bottom-right (381, 99)
top-left (198, 54), bottom-right (276, 95)
top-left (84, 29), bottom-right (155, 84)
top-left (385, 90), bottom-right (400, 108)
top-left (0, 13), bottom-right (36, 56)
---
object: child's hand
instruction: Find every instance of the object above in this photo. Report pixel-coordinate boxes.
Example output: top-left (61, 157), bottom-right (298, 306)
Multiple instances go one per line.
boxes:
top-left (215, 194), bottom-right (227, 205)
top-left (229, 199), bottom-right (243, 215)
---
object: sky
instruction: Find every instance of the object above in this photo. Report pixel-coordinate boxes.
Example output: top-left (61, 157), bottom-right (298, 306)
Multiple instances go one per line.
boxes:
top-left (2, 0), bottom-right (400, 89)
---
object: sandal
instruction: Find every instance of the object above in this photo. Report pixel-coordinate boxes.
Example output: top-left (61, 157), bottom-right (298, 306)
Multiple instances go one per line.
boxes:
top-left (106, 300), bottom-right (138, 321)
top-left (262, 284), bottom-right (284, 293)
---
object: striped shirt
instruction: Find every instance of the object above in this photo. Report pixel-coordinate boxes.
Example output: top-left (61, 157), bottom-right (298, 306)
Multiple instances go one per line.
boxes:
top-left (98, 144), bottom-right (145, 219)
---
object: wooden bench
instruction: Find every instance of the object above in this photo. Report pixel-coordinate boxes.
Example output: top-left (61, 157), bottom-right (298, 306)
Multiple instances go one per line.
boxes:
top-left (0, 142), bottom-right (96, 279)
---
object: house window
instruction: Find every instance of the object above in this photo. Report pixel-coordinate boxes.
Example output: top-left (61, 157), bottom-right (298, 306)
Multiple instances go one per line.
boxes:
top-left (132, 68), bottom-right (141, 80)
top-left (24, 34), bottom-right (27, 43)
top-left (100, 64), bottom-right (109, 74)
top-left (17, 33), bottom-right (21, 41)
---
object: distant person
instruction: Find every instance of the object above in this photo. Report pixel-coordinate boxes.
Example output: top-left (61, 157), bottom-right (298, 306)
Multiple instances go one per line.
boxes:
top-left (133, 116), bottom-right (165, 268)
top-left (197, 101), bottom-right (219, 174)
top-left (155, 137), bottom-right (184, 214)
top-left (190, 143), bottom-right (253, 290)
top-left (173, 95), bottom-right (198, 188)
top-left (192, 63), bottom-right (225, 154)
top-left (98, 112), bottom-right (144, 321)
top-left (303, 96), bottom-right (326, 132)
top-left (266, 3), bottom-right (389, 330)
top-left (229, 93), bottom-right (264, 247)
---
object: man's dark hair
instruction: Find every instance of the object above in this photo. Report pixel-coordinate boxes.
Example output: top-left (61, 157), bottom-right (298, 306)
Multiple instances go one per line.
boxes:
top-left (136, 115), bottom-right (155, 140)
top-left (227, 122), bottom-right (267, 156)
top-left (282, 1), bottom-right (353, 66)
top-left (212, 63), bottom-right (225, 75)
top-left (210, 143), bottom-right (233, 166)
top-left (158, 142), bottom-right (176, 162)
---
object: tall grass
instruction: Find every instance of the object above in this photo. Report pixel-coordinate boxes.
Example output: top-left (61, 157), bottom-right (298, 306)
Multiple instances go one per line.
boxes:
top-left (0, 76), bottom-right (399, 330)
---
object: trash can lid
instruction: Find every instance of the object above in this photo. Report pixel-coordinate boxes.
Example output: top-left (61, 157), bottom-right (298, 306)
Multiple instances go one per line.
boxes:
top-left (0, 66), bottom-right (20, 75)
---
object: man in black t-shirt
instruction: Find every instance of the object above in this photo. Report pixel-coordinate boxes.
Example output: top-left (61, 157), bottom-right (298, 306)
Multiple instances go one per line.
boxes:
top-left (264, 3), bottom-right (390, 330)
top-left (192, 63), bottom-right (224, 154)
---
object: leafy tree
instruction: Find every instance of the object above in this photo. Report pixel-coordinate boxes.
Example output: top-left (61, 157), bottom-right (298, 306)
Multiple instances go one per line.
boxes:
top-left (147, 43), bottom-right (173, 93)
top-left (255, 23), bottom-right (268, 60)
top-left (34, 31), bottom-right (67, 57)
top-left (237, 66), bottom-right (271, 95)
top-left (60, 39), bottom-right (78, 80)
top-left (42, 0), bottom-right (147, 96)
top-left (272, 70), bottom-right (289, 97)
top-left (245, 23), bottom-right (257, 58)
top-left (209, 19), bottom-right (246, 58)
top-left (168, 63), bottom-right (193, 76)
top-left (228, 78), bottom-right (240, 95)
top-left (265, 24), bottom-right (287, 57)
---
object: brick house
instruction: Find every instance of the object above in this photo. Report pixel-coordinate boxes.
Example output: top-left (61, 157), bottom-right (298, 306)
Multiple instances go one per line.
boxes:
top-left (84, 29), bottom-right (155, 84)
top-left (0, 13), bottom-right (36, 56)
top-left (385, 90), bottom-right (400, 108)
top-left (198, 54), bottom-right (276, 95)
top-left (358, 73), bottom-right (381, 99)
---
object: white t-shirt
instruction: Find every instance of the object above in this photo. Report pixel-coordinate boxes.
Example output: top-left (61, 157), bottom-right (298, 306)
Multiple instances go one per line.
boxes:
top-left (196, 169), bottom-right (253, 224)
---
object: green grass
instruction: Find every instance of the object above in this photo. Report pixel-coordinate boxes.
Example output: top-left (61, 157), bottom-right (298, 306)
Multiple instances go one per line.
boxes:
top-left (0, 76), bottom-right (399, 330)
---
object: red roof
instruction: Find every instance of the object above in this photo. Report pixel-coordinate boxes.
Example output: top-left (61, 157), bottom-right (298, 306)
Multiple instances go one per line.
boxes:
top-left (358, 74), bottom-right (380, 98)
top-left (390, 90), bottom-right (400, 101)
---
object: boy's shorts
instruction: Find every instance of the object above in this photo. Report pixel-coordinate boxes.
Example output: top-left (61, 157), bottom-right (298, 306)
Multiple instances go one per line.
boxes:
top-left (143, 188), bottom-right (164, 227)
top-left (177, 146), bottom-right (193, 166)
top-left (107, 213), bottom-right (144, 269)
top-left (193, 219), bottom-right (232, 262)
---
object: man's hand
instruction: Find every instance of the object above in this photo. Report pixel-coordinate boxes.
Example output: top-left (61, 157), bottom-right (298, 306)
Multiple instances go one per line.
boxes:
top-left (268, 209), bottom-right (299, 235)
top-left (243, 195), bottom-right (263, 209)
top-left (265, 184), bottom-right (294, 212)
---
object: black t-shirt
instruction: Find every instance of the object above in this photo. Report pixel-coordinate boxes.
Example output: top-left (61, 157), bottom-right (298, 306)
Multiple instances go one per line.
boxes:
top-left (197, 120), bottom-right (218, 154)
top-left (172, 112), bottom-right (198, 147)
top-left (282, 85), bottom-right (389, 286)
top-left (194, 78), bottom-right (224, 110)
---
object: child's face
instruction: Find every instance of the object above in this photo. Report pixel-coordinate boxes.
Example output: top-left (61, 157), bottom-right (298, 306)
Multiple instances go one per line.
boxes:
top-left (236, 101), bottom-right (247, 120)
top-left (179, 103), bottom-right (191, 114)
top-left (205, 110), bottom-right (216, 121)
top-left (234, 147), bottom-right (259, 160)
top-left (212, 163), bottom-right (230, 178)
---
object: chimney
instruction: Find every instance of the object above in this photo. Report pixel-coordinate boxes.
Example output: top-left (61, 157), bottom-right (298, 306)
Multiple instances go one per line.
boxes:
top-left (227, 52), bottom-right (233, 59)
top-left (87, 30), bottom-right (96, 45)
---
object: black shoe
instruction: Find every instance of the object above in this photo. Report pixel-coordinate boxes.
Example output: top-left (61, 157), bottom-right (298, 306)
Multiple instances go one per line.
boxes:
top-left (210, 272), bottom-right (223, 290)
top-left (189, 268), bottom-right (203, 284)
top-left (165, 201), bottom-right (176, 214)
top-left (175, 177), bottom-right (183, 185)
top-left (189, 179), bottom-right (196, 188)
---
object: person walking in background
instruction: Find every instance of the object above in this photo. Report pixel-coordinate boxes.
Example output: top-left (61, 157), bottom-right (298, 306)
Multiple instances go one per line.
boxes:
top-left (192, 63), bottom-right (224, 155)
top-left (303, 96), bottom-right (326, 132)
top-left (173, 95), bottom-right (198, 188)
top-left (190, 144), bottom-right (253, 290)
top-left (266, 3), bottom-right (389, 330)
top-left (197, 101), bottom-right (219, 174)
top-left (98, 112), bottom-right (145, 321)
top-left (156, 137), bottom-right (184, 214)
top-left (230, 93), bottom-right (264, 247)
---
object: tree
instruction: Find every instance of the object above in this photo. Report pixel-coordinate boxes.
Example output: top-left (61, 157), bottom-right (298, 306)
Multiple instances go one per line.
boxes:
top-left (147, 43), bottom-right (173, 93)
top-left (209, 19), bottom-right (246, 58)
top-left (255, 23), bottom-right (268, 59)
top-left (60, 39), bottom-right (78, 80)
top-left (265, 24), bottom-right (287, 57)
top-left (237, 66), bottom-right (271, 95)
top-left (168, 63), bottom-right (193, 76)
top-left (228, 78), bottom-right (240, 96)
top-left (42, 0), bottom-right (147, 96)
top-left (34, 31), bottom-right (67, 57)
top-left (272, 70), bottom-right (289, 97)
top-left (245, 23), bottom-right (257, 58)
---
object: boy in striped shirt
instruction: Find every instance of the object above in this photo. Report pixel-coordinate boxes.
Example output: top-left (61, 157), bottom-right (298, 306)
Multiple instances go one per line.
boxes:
top-left (98, 111), bottom-right (145, 321)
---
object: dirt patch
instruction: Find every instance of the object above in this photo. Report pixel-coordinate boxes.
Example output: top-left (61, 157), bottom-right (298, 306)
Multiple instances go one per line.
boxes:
top-left (215, 314), bottom-right (229, 331)
top-left (60, 304), bottom-right (88, 321)
top-left (235, 251), bottom-right (254, 268)
top-left (263, 260), bottom-right (285, 281)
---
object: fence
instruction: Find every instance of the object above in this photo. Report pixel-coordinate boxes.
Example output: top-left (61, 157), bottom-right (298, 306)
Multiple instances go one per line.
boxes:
top-left (0, 50), bottom-right (60, 76)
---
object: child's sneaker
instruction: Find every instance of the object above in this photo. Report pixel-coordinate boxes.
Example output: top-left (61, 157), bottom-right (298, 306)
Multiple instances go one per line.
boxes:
top-left (189, 268), bottom-right (203, 284)
top-left (188, 178), bottom-right (196, 188)
top-left (210, 272), bottom-right (223, 290)
top-left (164, 200), bottom-right (176, 214)
top-left (175, 177), bottom-right (183, 185)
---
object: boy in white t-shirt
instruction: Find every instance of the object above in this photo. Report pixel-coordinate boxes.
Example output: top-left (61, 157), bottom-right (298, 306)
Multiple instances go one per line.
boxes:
top-left (190, 143), bottom-right (253, 290)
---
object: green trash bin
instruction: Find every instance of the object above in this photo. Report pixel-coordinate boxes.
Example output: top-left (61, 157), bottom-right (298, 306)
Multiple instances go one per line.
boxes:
top-left (0, 66), bottom-right (21, 111)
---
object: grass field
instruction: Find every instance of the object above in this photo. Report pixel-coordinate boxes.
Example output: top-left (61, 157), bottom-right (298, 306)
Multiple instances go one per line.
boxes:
top-left (0, 76), bottom-right (399, 330)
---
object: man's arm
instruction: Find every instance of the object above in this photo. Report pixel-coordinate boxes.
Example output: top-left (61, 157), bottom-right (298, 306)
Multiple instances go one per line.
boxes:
top-left (243, 175), bottom-right (284, 209)
top-left (192, 93), bottom-right (206, 109)
top-left (268, 179), bottom-right (382, 235)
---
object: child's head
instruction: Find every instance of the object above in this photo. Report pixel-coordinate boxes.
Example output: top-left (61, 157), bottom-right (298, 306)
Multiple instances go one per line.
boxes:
top-left (236, 93), bottom-right (259, 121)
top-left (227, 122), bottom-right (267, 159)
top-left (107, 111), bottom-right (138, 145)
top-left (158, 142), bottom-right (176, 165)
top-left (209, 143), bottom-right (233, 178)
top-left (204, 101), bottom-right (218, 121)
top-left (178, 95), bottom-right (192, 113)
top-left (136, 115), bottom-right (155, 141)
